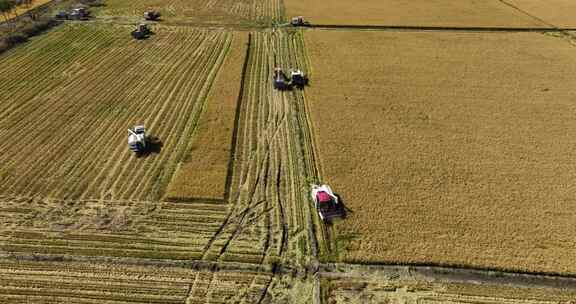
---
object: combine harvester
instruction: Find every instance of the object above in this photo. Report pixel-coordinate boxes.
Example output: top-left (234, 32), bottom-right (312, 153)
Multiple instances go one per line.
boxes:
top-left (144, 11), bottom-right (161, 21)
top-left (55, 7), bottom-right (90, 20)
top-left (273, 68), bottom-right (307, 90)
top-left (311, 184), bottom-right (344, 221)
top-left (128, 125), bottom-right (147, 155)
top-left (132, 24), bottom-right (152, 40)
top-left (274, 16), bottom-right (310, 28)
top-left (290, 16), bottom-right (310, 27)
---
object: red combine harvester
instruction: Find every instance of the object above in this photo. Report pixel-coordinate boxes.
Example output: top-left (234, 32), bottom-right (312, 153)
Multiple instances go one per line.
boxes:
top-left (311, 184), bottom-right (343, 221)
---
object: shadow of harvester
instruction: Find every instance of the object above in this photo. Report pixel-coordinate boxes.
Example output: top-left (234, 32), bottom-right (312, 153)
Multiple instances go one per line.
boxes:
top-left (135, 136), bottom-right (163, 158)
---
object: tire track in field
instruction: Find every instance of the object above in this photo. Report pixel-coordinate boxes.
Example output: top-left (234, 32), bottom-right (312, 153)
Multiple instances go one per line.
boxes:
top-left (199, 31), bottom-right (318, 266)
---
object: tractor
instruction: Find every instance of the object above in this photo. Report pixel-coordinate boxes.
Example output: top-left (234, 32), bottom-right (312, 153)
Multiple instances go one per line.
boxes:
top-left (144, 11), bottom-right (161, 21)
top-left (132, 24), bottom-right (151, 40)
top-left (311, 184), bottom-right (344, 221)
top-left (128, 125), bottom-right (147, 154)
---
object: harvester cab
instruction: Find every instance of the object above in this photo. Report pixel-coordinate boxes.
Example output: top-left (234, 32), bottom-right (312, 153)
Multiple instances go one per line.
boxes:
top-left (144, 11), bottom-right (161, 21)
top-left (273, 67), bottom-right (290, 90)
top-left (290, 69), bottom-right (307, 88)
top-left (290, 16), bottom-right (309, 26)
top-left (128, 125), bottom-right (147, 154)
top-left (69, 7), bottom-right (90, 20)
top-left (132, 24), bottom-right (151, 40)
top-left (311, 184), bottom-right (343, 221)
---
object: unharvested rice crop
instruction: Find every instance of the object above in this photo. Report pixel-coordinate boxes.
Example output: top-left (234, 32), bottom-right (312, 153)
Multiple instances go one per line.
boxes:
top-left (284, 0), bottom-right (547, 28)
top-left (98, 0), bottom-right (284, 25)
top-left (505, 0), bottom-right (576, 28)
top-left (0, 23), bottom-right (232, 201)
top-left (305, 29), bottom-right (576, 274)
top-left (166, 33), bottom-right (248, 202)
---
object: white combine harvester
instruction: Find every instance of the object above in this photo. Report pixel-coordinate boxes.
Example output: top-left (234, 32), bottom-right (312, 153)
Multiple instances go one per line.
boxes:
top-left (128, 125), bottom-right (147, 154)
top-left (144, 10), bottom-right (161, 21)
top-left (273, 68), bottom-right (307, 90)
top-left (290, 69), bottom-right (306, 87)
top-left (290, 16), bottom-right (309, 26)
top-left (311, 184), bottom-right (343, 221)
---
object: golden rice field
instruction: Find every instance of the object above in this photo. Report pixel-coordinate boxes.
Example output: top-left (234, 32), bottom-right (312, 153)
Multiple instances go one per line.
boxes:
top-left (4, 0), bottom-right (576, 301)
top-left (305, 29), bottom-right (576, 274)
top-left (505, 0), bottom-right (576, 28)
top-left (284, 0), bottom-right (548, 28)
top-left (166, 32), bottom-right (248, 202)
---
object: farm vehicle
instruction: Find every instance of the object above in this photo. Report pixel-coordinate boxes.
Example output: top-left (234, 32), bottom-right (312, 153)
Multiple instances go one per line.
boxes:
top-left (144, 11), bottom-right (161, 21)
top-left (55, 7), bottom-right (90, 20)
top-left (290, 16), bottom-right (310, 27)
top-left (311, 184), bottom-right (344, 221)
top-left (273, 68), bottom-right (308, 90)
top-left (275, 16), bottom-right (310, 28)
top-left (128, 125), bottom-right (147, 154)
top-left (132, 24), bottom-right (152, 40)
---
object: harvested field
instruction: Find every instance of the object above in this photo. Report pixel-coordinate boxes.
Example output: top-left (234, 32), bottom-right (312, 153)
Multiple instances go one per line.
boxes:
top-left (198, 30), bottom-right (322, 264)
top-left (0, 24), bottom-right (233, 201)
top-left (284, 0), bottom-right (547, 28)
top-left (166, 32), bottom-right (248, 202)
top-left (98, 0), bottom-right (283, 25)
top-left (305, 29), bottom-right (576, 274)
top-left (0, 259), bottom-right (276, 303)
top-left (506, 0), bottom-right (576, 28)
top-left (0, 29), bottom-right (323, 266)
top-left (0, 196), bottom-right (230, 260)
